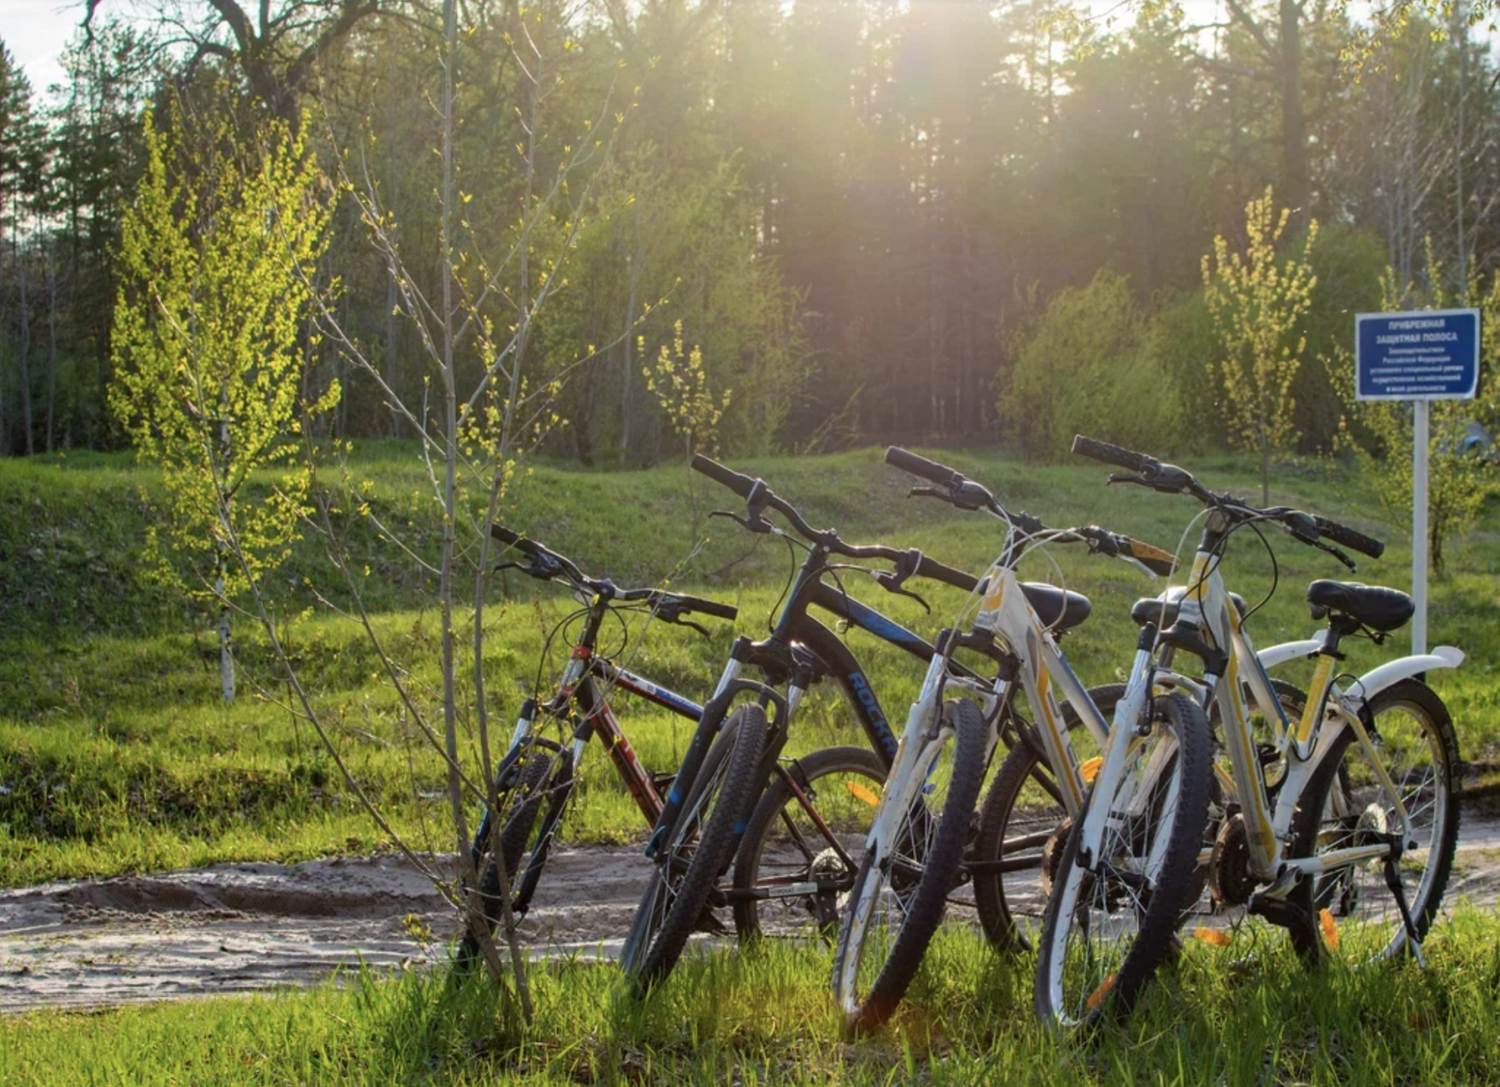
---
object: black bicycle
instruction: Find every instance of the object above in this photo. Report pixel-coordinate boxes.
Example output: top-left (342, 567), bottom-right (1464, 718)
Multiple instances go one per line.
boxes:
top-left (620, 456), bottom-right (990, 990)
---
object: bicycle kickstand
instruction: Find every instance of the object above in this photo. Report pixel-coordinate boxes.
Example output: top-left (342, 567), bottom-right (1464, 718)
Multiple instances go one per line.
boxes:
top-left (1382, 854), bottom-right (1427, 968)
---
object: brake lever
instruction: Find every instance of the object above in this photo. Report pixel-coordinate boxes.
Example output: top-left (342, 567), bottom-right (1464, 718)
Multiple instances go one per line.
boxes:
top-left (1106, 472), bottom-right (1151, 488)
top-left (907, 486), bottom-right (953, 504)
top-left (709, 508), bottom-right (773, 534)
top-left (679, 618), bottom-right (712, 639)
top-left (1317, 540), bottom-right (1358, 572)
top-left (877, 579), bottom-right (931, 614)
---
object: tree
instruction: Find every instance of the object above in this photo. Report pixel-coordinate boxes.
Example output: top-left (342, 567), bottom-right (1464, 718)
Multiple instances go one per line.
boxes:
top-left (110, 108), bottom-right (337, 703)
top-left (1202, 186), bottom-right (1319, 503)
top-left (0, 40), bottom-right (47, 456)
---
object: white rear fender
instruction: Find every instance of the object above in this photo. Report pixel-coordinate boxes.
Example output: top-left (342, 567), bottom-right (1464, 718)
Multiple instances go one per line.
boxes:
top-left (1257, 638), bottom-right (1324, 671)
top-left (1344, 646), bottom-right (1465, 708)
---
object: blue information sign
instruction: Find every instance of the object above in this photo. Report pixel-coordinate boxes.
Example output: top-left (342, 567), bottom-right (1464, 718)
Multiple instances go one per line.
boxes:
top-left (1354, 308), bottom-right (1481, 401)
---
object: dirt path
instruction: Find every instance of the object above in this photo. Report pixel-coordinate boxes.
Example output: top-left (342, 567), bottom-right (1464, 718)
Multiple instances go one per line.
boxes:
top-left (5, 819), bottom-right (1500, 1013)
top-left (0, 846), bottom-right (645, 1012)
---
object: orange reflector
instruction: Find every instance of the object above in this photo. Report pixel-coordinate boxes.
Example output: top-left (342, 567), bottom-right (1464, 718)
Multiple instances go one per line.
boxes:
top-left (845, 782), bottom-right (881, 807)
top-left (1320, 908), bottom-right (1340, 951)
top-left (1084, 973), bottom-right (1117, 1013)
top-left (1194, 926), bottom-right (1231, 948)
top-left (1080, 757), bottom-right (1103, 785)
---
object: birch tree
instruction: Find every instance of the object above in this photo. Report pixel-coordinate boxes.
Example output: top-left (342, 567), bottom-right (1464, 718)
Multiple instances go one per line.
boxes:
top-left (1203, 186), bottom-right (1319, 504)
top-left (111, 108), bottom-right (337, 703)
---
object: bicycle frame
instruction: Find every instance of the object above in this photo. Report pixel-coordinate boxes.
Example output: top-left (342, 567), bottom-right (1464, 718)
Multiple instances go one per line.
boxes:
top-left (647, 538), bottom-right (981, 858)
top-left (1163, 546), bottom-right (1453, 885)
top-left (485, 610), bottom-right (706, 917)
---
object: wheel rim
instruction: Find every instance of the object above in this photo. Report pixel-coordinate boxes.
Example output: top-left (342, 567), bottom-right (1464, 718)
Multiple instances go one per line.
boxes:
top-left (1314, 697), bottom-right (1449, 960)
top-left (1044, 723), bottom-right (1182, 1027)
top-left (836, 732), bottom-right (954, 1016)
top-left (745, 762), bottom-right (884, 942)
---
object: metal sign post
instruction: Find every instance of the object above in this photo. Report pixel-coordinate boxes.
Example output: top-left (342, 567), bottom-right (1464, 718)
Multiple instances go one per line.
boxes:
top-left (1354, 308), bottom-right (1481, 655)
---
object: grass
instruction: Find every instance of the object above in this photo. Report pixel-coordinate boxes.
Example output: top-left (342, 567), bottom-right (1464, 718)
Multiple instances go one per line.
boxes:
top-left (7, 908), bottom-right (1500, 1084)
top-left (1, 444), bottom-right (1496, 885)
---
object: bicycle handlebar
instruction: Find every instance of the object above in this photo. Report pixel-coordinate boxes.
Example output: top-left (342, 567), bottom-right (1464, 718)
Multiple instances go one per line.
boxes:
top-left (1069, 434), bottom-right (1386, 561)
top-left (693, 455), bottom-right (983, 593)
top-left (489, 524), bottom-right (737, 623)
top-left (1312, 515), bottom-right (1385, 560)
top-left (690, 454), bottom-right (757, 499)
top-left (884, 446), bottom-right (964, 489)
top-left (1069, 434), bottom-right (1156, 475)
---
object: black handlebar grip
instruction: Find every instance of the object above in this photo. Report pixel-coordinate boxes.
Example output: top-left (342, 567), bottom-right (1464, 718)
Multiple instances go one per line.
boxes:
top-left (1070, 435), bottom-right (1153, 474)
top-left (1313, 516), bottom-right (1385, 559)
top-left (884, 446), bottom-right (963, 488)
top-left (675, 595), bottom-right (739, 622)
top-left (912, 554), bottom-right (981, 593)
top-left (490, 524), bottom-right (524, 548)
top-left (691, 454), bottom-right (756, 499)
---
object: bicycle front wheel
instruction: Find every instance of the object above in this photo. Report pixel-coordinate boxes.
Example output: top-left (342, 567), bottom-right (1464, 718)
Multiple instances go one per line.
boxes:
top-left (455, 745), bottom-right (556, 973)
top-left (831, 699), bottom-right (989, 1034)
top-left (731, 745), bottom-right (888, 944)
top-left (1297, 678), bottom-right (1459, 962)
top-left (619, 703), bottom-right (769, 991)
top-left (1034, 691), bottom-right (1210, 1030)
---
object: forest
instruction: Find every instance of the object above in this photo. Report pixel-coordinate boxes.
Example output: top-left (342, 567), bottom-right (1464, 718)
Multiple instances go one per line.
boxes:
top-left (0, 0), bottom-right (1498, 466)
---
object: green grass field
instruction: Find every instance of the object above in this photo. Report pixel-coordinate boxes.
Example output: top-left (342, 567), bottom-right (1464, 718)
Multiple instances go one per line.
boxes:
top-left (2, 444), bottom-right (1498, 1084)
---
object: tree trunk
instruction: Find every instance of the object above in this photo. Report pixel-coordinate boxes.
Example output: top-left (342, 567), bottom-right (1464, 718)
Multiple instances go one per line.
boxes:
top-left (618, 201), bottom-right (642, 465)
top-left (46, 239), bottom-right (57, 453)
top-left (1279, 0), bottom-right (1309, 229)
top-left (18, 228), bottom-right (34, 457)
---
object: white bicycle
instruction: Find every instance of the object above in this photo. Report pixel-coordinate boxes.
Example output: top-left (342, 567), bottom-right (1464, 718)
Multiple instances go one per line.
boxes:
top-left (830, 447), bottom-right (1211, 1033)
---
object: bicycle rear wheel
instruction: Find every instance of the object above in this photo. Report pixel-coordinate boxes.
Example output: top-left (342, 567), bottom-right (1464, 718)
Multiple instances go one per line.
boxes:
top-left (731, 745), bottom-right (887, 944)
top-left (972, 685), bottom-right (1118, 953)
top-left (620, 703), bottom-right (769, 991)
top-left (1034, 691), bottom-right (1210, 1030)
top-left (831, 699), bottom-right (989, 1034)
top-left (1297, 679), bottom-right (1459, 962)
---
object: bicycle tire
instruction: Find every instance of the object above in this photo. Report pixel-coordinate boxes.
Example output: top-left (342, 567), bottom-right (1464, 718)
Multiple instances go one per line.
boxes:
top-left (455, 749), bottom-right (555, 971)
top-left (973, 684), bottom-right (1125, 953)
top-left (731, 745), bottom-right (888, 944)
top-left (832, 699), bottom-right (989, 1034)
top-left (620, 703), bottom-right (769, 991)
top-left (1293, 678), bottom-right (1459, 962)
top-left (1034, 691), bottom-right (1210, 1030)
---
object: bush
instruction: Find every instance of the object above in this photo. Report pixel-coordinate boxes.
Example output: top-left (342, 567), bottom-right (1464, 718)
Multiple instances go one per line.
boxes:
top-left (999, 269), bottom-right (1185, 459)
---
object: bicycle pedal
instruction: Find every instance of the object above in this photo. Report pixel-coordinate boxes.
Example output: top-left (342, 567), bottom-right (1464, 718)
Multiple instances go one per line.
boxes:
top-left (1246, 871), bottom-right (1311, 932)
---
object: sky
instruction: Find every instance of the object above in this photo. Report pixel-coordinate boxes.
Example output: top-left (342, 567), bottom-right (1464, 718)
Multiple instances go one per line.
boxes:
top-left (2, 0), bottom-right (97, 94)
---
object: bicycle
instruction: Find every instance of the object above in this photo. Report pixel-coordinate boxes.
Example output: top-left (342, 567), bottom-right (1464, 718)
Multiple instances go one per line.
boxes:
top-left (1065, 436), bottom-right (1463, 966)
top-left (454, 525), bottom-right (744, 968)
top-left (831, 446), bottom-right (1210, 1033)
top-left (620, 456), bottom-right (990, 989)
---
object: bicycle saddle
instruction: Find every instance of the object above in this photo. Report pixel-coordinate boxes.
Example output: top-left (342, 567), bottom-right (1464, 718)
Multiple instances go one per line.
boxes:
top-left (1129, 586), bottom-right (1247, 629)
top-left (1021, 583), bottom-right (1092, 632)
top-left (1306, 580), bottom-right (1414, 633)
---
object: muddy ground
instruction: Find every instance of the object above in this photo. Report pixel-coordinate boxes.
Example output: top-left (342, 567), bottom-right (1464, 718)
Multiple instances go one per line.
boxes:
top-left (5, 820), bottom-right (1500, 1012)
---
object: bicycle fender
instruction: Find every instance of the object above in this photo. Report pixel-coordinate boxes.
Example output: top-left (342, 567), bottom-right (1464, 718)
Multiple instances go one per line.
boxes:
top-left (1344, 646), bottom-right (1465, 707)
top-left (1256, 639), bottom-right (1324, 671)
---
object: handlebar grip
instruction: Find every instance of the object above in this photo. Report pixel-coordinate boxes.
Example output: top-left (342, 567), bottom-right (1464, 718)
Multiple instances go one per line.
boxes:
top-left (1070, 434), bottom-right (1154, 474)
top-left (490, 523), bottom-right (524, 548)
top-left (674, 594), bottom-right (738, 622)
top-left (1125, 538), bottom-right (1177, 577)
top-left (691, 454), bottom-right (757, 499)
top-left (911, 554), bottom-right (981, 593)
top-left (884, 446), bottom-right (963, 488)
top-left (1313, 516), bottom-right (1385, 559)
